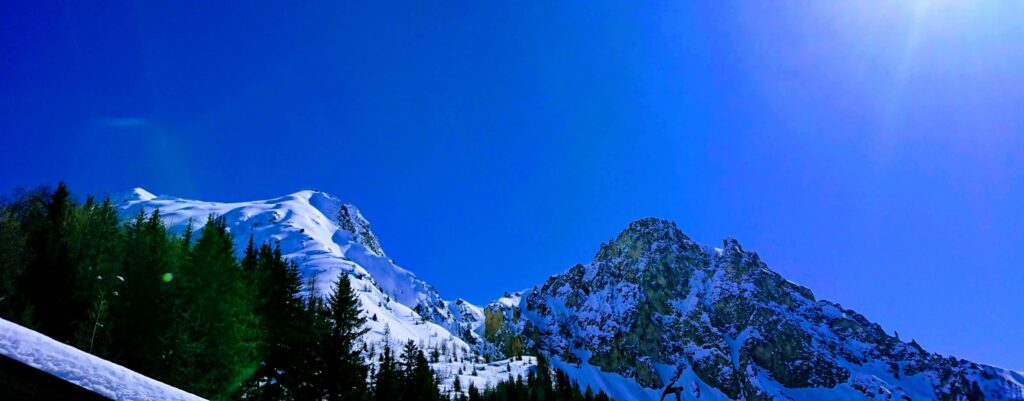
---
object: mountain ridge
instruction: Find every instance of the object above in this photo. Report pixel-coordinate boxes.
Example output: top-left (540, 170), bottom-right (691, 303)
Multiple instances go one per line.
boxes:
top-left (117, 188), bottom-right (1024, 401)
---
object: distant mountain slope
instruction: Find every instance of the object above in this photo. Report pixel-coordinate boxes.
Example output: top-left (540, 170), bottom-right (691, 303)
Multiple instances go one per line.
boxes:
top-left (0, 317), bottom-right (204, 401)
top-left (511, 218), bottom-right (1024, 401)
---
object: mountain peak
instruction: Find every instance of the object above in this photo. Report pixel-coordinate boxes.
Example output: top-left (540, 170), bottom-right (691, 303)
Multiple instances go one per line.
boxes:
top-left (126, 187), bottom-right (156, 201)
top-left (615, 217), bottom-right (689, 243)
top-left (586, 218), bottom-right (697, 277)
top-left (607, 217), bottom-right (693, 252)
top-left (288, 189), bottom-right (339, 202)
top-left (624, 217), bottom-right (677, 231)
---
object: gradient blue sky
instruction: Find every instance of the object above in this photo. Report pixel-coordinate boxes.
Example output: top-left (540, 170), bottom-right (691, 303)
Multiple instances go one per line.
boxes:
top-left (2, 1), bottom-right (1022, 370)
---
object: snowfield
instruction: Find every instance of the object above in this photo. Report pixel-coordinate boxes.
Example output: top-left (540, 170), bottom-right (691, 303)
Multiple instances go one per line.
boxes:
top-left (0, 317), bottom-right (205, 401)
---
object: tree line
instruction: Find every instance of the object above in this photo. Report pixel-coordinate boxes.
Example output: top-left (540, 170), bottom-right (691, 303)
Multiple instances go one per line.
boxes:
top-left (453, 354), bottom-right (611, 401)
top-left (0, 183), bottom-right (612, 401)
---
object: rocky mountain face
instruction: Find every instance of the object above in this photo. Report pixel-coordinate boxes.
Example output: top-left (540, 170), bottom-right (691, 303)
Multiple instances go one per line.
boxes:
top-left (118, 189), bottom-right (1023, 400)
top-left (510, 218), bottom-right (1024, 401)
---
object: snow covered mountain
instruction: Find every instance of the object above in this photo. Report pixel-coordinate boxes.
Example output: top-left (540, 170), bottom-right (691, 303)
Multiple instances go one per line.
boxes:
top-left (117, 188), bottom-right (540, 396)
top-left (508, 218), bottom-right (1024, 401)
top-left (118, 188), bottom-right (476, 361)
top-left (117, 189), bottom-right (1024, 400)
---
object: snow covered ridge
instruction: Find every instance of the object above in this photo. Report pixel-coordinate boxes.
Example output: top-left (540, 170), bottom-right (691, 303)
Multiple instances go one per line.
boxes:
top-left (0, 317), bottom-right (204, 401)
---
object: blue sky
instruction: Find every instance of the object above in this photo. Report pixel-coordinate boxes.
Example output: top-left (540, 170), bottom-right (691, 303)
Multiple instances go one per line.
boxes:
top-left (2, 1), bottom-right (1022, 370)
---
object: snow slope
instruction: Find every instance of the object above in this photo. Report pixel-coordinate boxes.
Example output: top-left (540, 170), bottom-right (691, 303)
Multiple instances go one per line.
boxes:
top-left (0, 317), bottom-right (204, 401)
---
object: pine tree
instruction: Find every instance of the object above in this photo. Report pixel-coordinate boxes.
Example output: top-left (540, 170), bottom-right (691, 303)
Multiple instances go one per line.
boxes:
top-left (373, 342), bottom-right (401, 401)
top-left (400, 340), bottom-right (418, 389)
top-left (242, 243), bottom-right (308, 400)
top-left (453, 376), bottom-right (463, 399)
top-left (324, 273), bottom-right (369, 401)
top-left (67, 198), bottom-right (123, 357)
top-left (467, 381), bottom-right (481, 401)
top-left (0, 187), bottom-right (50, 326)
top-left (181, 219), bottom-right (194, 255)
top-left (241, 234), bottom-right (257, 273)
top-left (23, 182), bottom-right (83, 341)
top-left (111, 208), bottom-right (179, 376)
top-left (163, 216), bottom-right (261, 400)
top-left (0, 207), bottom-right (27, 320)
top-left (398, 340), bottom-right (440, 401)
top-left (293, 284), bottom-right (331, 401)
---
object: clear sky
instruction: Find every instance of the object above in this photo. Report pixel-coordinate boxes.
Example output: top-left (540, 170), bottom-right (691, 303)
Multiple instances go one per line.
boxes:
top-left (2, 1), bottom-right (1022, 370)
